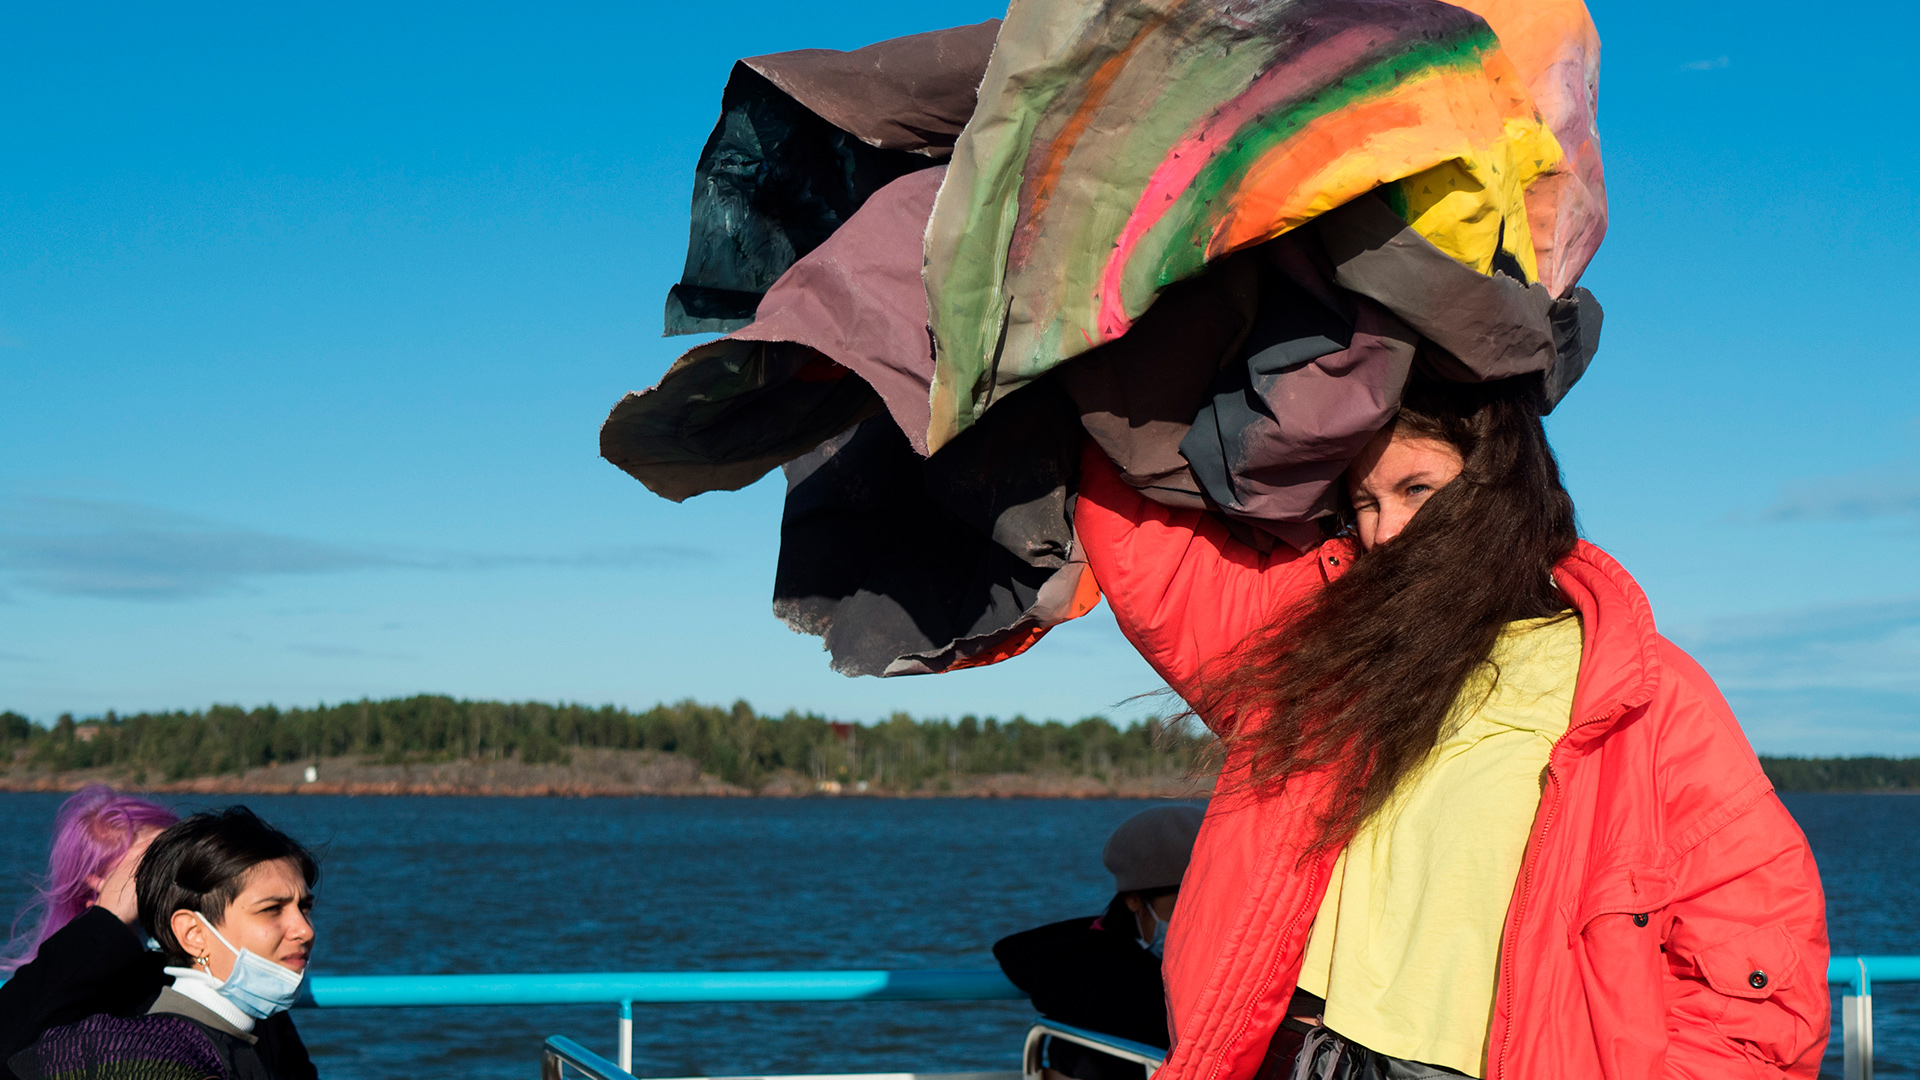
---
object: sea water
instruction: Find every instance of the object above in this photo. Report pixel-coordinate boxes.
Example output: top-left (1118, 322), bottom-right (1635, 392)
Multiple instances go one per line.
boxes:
top-left (0, 793), bottom-right (1904, 1080)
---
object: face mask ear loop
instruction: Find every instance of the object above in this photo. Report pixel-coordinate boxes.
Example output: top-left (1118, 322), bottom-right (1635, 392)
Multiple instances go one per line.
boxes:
top-left (193, 912), bottom-right (238, 974)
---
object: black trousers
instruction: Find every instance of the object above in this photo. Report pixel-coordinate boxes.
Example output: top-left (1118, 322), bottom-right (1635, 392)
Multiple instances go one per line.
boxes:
top-left (1254, 992), bottom-right (1469, 1080)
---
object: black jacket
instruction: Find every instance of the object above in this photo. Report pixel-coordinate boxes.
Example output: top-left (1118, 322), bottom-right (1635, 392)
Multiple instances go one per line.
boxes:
top-left (0, 907), bottom-right (317, 1080)
top-left (0, 908), bottom-right (165, 1080)
top-left (993, 897), bottom-right (1169, 1080)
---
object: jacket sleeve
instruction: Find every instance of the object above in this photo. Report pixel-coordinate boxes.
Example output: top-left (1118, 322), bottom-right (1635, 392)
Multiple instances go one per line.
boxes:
top-left (0, 907), bottom-right (165, 1080)
top-left (1652, 645), bottom-right (1830, 1079)
top-left (1658, 793), bottom-right (1829, 1079)
top-left (1075, 440), bottom-right (1329, 717)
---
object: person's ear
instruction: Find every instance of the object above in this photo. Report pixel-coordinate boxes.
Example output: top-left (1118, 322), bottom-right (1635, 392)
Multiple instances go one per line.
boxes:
top-left (171, 910), bottom-right (208, 964)
top-left (84, 873), bottom-right (106, 897)
top-left (1122, 893), bottom-right (1144, 915)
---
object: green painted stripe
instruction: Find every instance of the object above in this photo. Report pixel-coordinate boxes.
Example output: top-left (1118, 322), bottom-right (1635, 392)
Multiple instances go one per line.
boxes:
top-left (1149, 24), bottom-right (1500, 289)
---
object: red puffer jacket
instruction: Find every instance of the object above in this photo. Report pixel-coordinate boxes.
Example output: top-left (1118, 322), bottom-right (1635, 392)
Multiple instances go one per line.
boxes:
top-left (1074, 446), bottom-right (1830, 1079)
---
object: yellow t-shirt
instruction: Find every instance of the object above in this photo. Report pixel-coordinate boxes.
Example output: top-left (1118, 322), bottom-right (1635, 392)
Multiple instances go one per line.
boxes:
top-left (1294, 614), bottom-right (1582, 1077)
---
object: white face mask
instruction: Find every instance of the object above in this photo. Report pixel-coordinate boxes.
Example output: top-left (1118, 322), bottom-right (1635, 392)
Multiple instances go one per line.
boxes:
top-left (193, 913), bottom-right (307, 1019)
top-left (1142, 907), bottom-right (1170, 959)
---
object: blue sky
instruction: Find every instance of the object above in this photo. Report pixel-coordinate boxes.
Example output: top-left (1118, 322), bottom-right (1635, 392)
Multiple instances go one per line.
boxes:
top-left (2, 1), bottom-right (1915, 753)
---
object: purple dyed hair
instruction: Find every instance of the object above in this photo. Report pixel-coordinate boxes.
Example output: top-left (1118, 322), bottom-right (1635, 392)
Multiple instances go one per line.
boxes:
top-left (1, 786), bottom-right (178, 972)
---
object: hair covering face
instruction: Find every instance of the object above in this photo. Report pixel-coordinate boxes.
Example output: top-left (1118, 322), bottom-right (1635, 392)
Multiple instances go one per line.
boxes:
top-left (1103, 804), bottom-right (1207, 893)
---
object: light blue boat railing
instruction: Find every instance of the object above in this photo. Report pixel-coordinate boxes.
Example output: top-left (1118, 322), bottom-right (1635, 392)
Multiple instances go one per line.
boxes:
top-left (1831, 955), bottom-right (1920, 1080)
top-left (282, 959), bottom-right (1913, 1080)
top-left (300, 970), bottom-right (1025, 1077)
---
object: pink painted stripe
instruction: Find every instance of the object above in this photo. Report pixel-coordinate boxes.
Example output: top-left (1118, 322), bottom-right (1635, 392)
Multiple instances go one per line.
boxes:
top-left (1092, 23), bottom-right (1403, 338)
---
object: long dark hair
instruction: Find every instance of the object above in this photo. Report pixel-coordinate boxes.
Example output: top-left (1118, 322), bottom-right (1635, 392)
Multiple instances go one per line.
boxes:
top-left (1196, 373), bottom-right (1578, 853)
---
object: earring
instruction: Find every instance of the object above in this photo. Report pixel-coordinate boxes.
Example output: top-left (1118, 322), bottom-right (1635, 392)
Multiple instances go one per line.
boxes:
top-left (194, 955), bottom-right (210, 970)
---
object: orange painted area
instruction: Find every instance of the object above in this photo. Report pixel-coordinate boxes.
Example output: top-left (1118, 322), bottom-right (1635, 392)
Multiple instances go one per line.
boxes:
top-left (1024, 10), bottom-right (1174, 235)
top-left (1450, 0), bottom-right (1598, 100)
top-left (946, 626), bottom-right (1048, 672)
top-left (944, 566), bottom-right (1103, 672)
top-left (1207, 67), bottom-right (1529, 258)
top-left (1063, 562), bottom-right (1104, 619)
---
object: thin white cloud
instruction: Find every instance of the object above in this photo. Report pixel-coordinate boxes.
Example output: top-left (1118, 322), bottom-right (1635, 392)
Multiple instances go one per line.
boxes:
top-left (1755, 468), bottom-right (1920, 523)
top-left (420, 545), bottom-right (710, 570)
top-left (1727, 687), bottom-right (1920, 756)
top-left (0, 495), bottom-right (709, 601)
top-left (1672, 595), bottom-right (1920, 694)
top-left (287, 643), bottom-right (419, 661)
top-left (1671, 596), bottom-right (1920, 754)
top-left (1680, 55), bottom-right (1730, 71)
top-left (0, 497), bottom-right (384, 599)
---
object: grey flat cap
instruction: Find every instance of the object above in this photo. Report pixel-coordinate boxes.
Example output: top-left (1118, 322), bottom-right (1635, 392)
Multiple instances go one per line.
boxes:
top-left (1102, 804), bottom-right (1206, 893)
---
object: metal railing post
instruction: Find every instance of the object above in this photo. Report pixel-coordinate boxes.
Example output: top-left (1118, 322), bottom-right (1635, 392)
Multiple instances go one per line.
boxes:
top-left (617, 999), bottom-right (633, 1074)
top-left (1842, 957), bottom-right (1873, 1080)
top-left (1020, 1021), bottom-right (1164, 1080)
top-left (546, 1035), bottom-right (640, 1080)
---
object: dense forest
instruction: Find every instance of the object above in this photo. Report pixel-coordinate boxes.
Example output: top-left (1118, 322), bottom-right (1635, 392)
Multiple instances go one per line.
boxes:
top-left (0, 699), bottom-right (1909, 792)
top-left (1752, 756), bottom-right (1920, 794)
top-left (0, 697), bottom-right (1208, 790)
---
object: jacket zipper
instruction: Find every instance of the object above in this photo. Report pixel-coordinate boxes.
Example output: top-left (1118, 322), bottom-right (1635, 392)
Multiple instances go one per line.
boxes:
top-left (1492, 705), bottom-right (1623, 1080)
top-left (1494, 761), bottom-right (1560, 1080)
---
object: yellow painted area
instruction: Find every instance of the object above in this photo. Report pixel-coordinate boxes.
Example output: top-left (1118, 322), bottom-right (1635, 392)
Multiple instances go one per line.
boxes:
top-left (1390, 112), bottom-right (1561, 280)
top-left (1205, 58), bottom-right (1553, 284)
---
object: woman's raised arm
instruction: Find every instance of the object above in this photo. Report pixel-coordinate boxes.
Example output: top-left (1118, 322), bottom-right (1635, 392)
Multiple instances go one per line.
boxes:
top-left (1074, 439), bottom-right (1338, 719)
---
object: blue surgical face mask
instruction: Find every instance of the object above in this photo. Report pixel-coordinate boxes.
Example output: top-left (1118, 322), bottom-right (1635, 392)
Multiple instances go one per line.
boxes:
top-left (195, 914), bottom-right (307, 1019)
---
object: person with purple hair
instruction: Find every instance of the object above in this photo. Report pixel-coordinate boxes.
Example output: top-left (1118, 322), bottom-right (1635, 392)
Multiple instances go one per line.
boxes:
top-left (0, 787), bottom-right (178, 1078)
top-left (7, 806), bottom-right (322, 1080)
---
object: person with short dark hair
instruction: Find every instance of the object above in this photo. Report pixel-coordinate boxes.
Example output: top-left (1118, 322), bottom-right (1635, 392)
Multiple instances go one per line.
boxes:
top-left (994, 805), bottom-right (1206, 1080)
top-left (7, 807), bottom-right (322, 1080)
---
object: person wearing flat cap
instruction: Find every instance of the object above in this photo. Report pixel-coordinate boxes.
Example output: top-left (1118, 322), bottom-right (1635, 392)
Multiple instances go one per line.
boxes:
top-left (993, 805), bottom-right (1205, 1080)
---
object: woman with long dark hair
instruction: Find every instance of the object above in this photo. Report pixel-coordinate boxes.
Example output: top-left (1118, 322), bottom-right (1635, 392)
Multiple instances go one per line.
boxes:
top-left (1075, 371), bottom-right (1828, 1079)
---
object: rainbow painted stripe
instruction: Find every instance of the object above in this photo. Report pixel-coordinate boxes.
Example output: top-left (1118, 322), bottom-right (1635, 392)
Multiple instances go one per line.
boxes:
top-left (923, 0), bottom-right (1600, 451)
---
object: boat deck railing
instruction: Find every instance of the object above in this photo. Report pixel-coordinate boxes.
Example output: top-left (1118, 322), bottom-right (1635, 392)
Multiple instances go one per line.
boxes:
top-left (542, 1022), bottom-right (1155, 1080)
top-left (543, 1034), bottom-right (1024, 1080)
top-left (290, 958), bottom-right (1916, 1080)
top-left (1021, 1021), bottom-right (1167, 1078)
top-left (301, 970), bottom-right (1024, 1076)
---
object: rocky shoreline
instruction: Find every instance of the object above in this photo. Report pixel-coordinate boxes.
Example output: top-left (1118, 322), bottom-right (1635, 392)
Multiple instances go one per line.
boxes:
top-left (0, 748), bottom-right (1216, 799)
